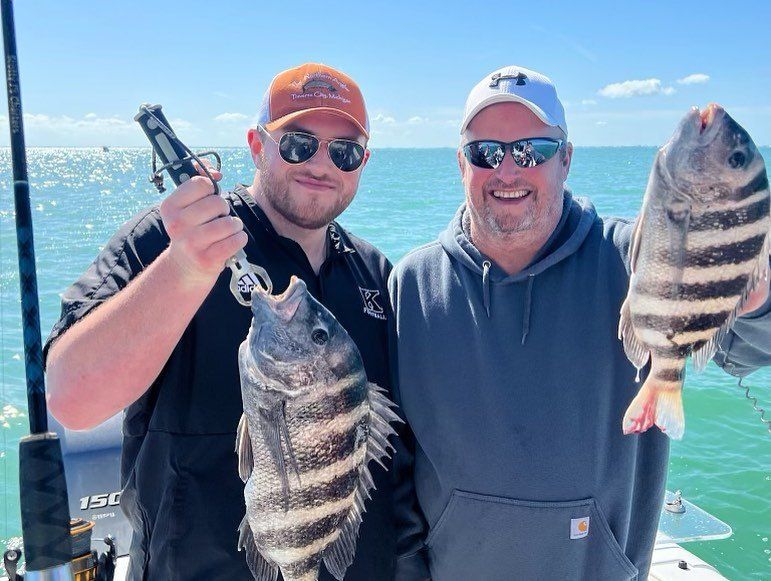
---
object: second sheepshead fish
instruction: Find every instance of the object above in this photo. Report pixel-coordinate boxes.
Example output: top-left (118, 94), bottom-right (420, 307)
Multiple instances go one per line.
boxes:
top-left (619, 103), bottom-right (770, 439)
top-left (235, 276), bottom-right (400, 581)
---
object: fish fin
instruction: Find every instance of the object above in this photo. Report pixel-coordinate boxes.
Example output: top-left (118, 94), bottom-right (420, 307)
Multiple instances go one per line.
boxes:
top-left (235, 413), bottom-right (254, 483)
top-left (629, 213), bottom-right (644, 274)
top-left (692, 239), bottom-right (770, 372)
top-left (237, 515), bottom-right (279, 581)
top-left (322, 383), bottom-right (400, 580)
top-left (365, 382), bottom-right (401, 468)
top-left (618, 296), bottom-right (650, 370)
top-left (278, 400), bottom-right (302, 486)
top-left (322, 507), bottom-right (362, 580)
top-left (258, 405), bottom-right (291, 511)
top-left (623, 376), bottom-right (685, 440)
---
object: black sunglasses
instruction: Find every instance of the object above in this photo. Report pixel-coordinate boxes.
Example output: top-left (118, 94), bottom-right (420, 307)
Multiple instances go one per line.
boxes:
top-left (463, 137), bottom-right (564, 169)
top-left (259, 126), bottom-right (366, 172)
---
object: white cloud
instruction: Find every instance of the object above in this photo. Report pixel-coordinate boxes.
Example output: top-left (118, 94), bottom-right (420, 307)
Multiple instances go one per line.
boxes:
top-left (22, 113), bottom-right (133, 132)
top-left (598, 78), bottom-right (676, 99)
top-left (372, 113), bottom-right (396, 124)
top-left (214, 112), bottom-right (249, 123)
top-left (407, 116), bottom-right (427, 124)
top-left (84, 112), bottom-right (98, 119)
top-left (581, 99), bottom-right (597, 106)
top-left (168, 118), bottom-right (194, 131)
top-left (596, 121), bottom-right (607, 126)
top-left (677, 73), bottom-right (710, 85)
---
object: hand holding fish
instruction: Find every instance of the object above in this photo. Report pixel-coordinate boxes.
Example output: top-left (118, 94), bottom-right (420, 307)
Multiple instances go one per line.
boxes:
top-left (160, 164), bottom-right (248, 286)
top-left (737, 280), bottom-right (769, 316)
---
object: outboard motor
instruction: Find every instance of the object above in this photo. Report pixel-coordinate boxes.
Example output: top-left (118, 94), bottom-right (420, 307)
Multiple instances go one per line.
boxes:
top-left (48, 412), bottom-right (131, 557)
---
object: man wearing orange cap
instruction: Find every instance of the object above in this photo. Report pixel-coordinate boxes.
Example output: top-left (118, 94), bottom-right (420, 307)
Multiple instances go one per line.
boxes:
top-left (45, 64), bottom-right (397, 580)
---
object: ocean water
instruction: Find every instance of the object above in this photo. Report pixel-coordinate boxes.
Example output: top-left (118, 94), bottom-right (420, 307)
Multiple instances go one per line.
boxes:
top-left (0, 146), bottom-right (769, 578)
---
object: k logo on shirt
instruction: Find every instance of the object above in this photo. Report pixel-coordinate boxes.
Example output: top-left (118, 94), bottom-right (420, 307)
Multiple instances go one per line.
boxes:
top-left (359, 287), bottom-right (386, 320)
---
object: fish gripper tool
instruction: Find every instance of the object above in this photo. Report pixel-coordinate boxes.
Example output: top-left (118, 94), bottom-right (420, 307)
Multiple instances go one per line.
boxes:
top-left (134, 103), bottom-right (271, 306)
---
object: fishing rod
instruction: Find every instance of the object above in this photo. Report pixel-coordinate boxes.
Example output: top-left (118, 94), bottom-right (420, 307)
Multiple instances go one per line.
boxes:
top-left (1, 0), bottom-right (73, 579)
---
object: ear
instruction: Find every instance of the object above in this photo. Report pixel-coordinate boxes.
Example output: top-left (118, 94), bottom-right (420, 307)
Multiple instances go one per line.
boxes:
top-left (457, 147), bottom-right (467, 180)
top-left (359, 148), bottom-right (372, 171)
top-left (560, 141), bottom-right (573, 181)
top-left (247, 128), bottom-right (263, 159)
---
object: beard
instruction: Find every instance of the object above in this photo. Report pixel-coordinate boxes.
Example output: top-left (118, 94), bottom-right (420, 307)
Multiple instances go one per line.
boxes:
top-left (257, 156), bottom-right (354, 230)
top-left (477, 196), bottom-right (538, 235)
top-left (467, 178), bottom-right (564, 242)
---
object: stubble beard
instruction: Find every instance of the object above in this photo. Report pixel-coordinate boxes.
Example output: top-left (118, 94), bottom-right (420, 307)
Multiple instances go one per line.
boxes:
top-left (468, 186), bottom-right (564, 246)
top-left (257, 157), bottom-right (352, 230)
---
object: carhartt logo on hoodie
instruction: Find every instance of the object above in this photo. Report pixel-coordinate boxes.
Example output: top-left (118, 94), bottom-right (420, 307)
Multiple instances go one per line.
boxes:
top-left (570, 517), bottom-right (589, 539)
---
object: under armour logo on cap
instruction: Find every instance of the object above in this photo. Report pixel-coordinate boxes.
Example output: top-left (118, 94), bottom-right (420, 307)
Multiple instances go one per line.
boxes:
top-left (461, 65), bottom-right (568, 136)
top-left (490, 72), bottom-right (528, 88)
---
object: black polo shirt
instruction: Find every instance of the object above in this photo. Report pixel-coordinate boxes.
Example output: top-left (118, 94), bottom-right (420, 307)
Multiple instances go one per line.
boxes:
top-left (44, 185), bottom-right (396, 580)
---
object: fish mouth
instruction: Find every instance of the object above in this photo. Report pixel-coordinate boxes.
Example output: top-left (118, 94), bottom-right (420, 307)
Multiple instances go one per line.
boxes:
top-left (252, 276), bottom-right (307, 322)
top-left (694, 103), bottom-right (724, 141)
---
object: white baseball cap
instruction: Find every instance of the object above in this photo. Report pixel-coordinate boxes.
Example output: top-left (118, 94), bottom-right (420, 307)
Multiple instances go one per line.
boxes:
top-left (460, 65), bottom-right (568, 137)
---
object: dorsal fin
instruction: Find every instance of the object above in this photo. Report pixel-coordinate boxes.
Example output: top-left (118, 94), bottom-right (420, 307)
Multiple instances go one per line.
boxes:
top-left (322, 382), bottom-right (401, 580)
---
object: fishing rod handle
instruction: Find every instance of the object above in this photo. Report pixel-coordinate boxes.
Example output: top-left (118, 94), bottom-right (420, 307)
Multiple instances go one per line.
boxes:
top-left (134, 104), bottom-right (196, 187)
top-left (19, 433), bottom-right (74, 574)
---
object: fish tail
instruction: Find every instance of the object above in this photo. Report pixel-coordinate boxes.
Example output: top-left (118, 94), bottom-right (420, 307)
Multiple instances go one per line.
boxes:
top-left (623, 374), bottom-right (685, 440)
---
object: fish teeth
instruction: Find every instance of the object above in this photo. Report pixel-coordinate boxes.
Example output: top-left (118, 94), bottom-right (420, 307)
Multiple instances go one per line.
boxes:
top-left (492, 189), bottom-right (529, 199)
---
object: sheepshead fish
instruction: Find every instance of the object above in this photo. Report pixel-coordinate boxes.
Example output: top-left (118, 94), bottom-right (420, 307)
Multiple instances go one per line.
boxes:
top-left (619, 103), bottom-right (770, 439)
top-left (235, 276), bottom-right (400, 581)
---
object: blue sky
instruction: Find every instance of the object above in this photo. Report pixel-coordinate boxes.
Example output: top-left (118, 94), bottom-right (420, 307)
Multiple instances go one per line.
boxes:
top-left (1, 0), bottom-right (770, 147)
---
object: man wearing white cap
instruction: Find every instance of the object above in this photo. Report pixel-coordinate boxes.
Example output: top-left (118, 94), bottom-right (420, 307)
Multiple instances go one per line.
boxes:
top-left (388, 65), bottom-right (771, 580)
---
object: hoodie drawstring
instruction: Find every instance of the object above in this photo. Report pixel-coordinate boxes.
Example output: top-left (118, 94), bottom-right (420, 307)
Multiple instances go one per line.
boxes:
top-left (521, 274), bottom-right (535, 345)
top-left (482, 261), bottom-right (491, 317)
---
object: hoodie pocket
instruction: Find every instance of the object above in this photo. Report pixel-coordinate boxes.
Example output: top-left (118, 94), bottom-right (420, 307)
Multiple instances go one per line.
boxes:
top-left (425, 490), bottom-right (638, 581)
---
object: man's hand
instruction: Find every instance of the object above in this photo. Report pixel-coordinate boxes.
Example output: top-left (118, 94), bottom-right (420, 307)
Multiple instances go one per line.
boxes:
top-left (737, 280), bottom-right (770, 317)
top-left (160, 165), bottom-right (248, 286)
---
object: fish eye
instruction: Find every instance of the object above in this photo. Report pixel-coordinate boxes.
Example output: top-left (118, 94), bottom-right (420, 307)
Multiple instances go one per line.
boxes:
top-left (311, 328), bottom-right (328, 345)
top-left (728, 151), bottom-right (746, 169)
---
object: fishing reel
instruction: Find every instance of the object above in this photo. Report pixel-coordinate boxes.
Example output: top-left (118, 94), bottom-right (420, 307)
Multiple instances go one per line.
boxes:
top-left (3, 519), bottom-right (117, 581)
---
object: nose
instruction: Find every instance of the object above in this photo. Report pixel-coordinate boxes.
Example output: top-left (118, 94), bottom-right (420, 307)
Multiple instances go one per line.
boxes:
top-left (494, 148), bottom-right (523, 180)
top-left (304, 141), bottom-right (335, 173)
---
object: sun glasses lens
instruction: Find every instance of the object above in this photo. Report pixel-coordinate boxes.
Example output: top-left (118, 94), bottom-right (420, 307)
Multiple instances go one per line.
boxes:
top-left (328, 140), bottom-right (365, 172)
top-left (279, 133), bottom-right (319, 164)
top-left (466, 139), bottom-right (562, 169)
top-left (465, 142), bottom-right (505, 169)
top-left (517, 139), bottom-right (560, 167)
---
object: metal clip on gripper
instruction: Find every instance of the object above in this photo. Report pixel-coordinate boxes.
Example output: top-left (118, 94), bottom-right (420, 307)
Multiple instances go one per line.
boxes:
top-left (134, 104), bottom-right (271, 306)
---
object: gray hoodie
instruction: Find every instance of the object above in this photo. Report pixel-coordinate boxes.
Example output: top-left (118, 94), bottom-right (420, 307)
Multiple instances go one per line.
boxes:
top-left (388, 191), bottom-right (771, 581)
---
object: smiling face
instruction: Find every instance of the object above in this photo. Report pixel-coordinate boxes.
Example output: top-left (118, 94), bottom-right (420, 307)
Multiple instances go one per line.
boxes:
top-left (458, 102), bottom-right (572, 244)
top-left (248, 113), bottom-right (370, 230)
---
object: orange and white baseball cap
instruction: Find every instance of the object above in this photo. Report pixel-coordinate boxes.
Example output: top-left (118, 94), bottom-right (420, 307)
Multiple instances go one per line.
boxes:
top-left (257, 63), bottom-right (369, 138)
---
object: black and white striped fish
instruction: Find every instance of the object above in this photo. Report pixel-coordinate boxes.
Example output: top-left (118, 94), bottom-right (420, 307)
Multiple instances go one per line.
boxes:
top-left (235, 276), bottom-right (400, 581)
top-left (619, 104), bottom-right (770, 440)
